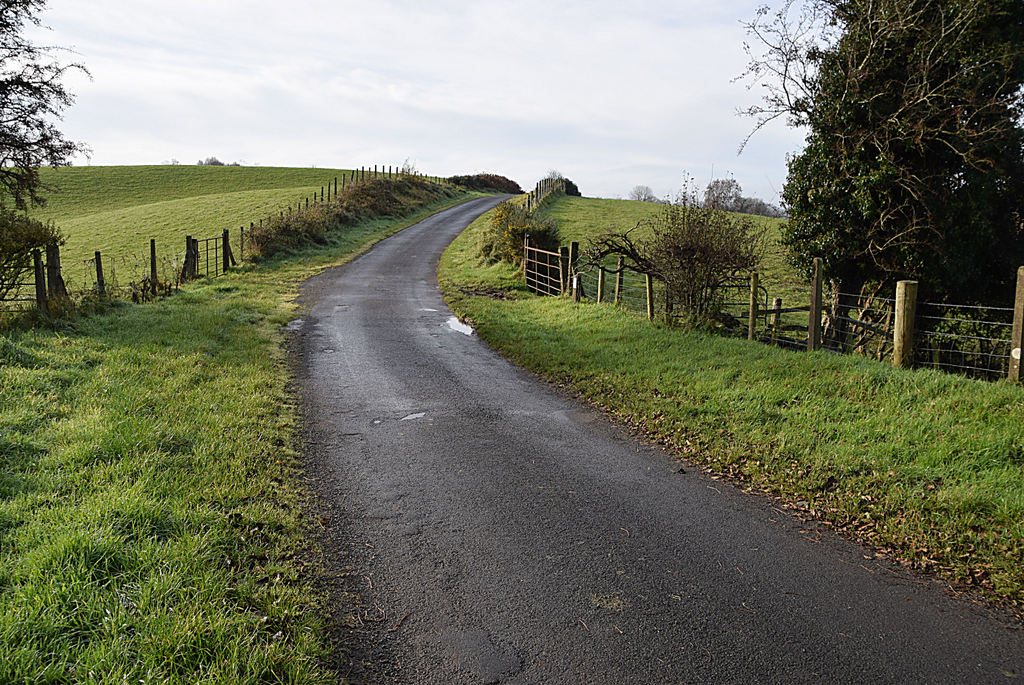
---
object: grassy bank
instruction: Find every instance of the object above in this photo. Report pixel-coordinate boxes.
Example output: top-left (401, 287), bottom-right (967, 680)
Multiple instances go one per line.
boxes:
top-left (440, 205), bottom-right (1024, 609)
top-left (0, 186), bottom-right (476, 681)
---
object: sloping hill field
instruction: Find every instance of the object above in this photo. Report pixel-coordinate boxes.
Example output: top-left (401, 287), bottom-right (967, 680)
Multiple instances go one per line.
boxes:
top-left (27, 166), bottom-right (352, 286)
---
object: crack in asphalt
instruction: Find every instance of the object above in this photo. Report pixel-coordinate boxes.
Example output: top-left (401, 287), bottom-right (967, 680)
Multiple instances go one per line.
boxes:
top-left (296, 197), bottom-right (1023, 684)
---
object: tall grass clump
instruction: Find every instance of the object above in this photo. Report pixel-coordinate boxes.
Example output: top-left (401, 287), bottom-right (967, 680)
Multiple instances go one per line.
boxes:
top-left (480, 199), bottom-right (560, 266)
top-left (246, 176), bottom-right (459, 259)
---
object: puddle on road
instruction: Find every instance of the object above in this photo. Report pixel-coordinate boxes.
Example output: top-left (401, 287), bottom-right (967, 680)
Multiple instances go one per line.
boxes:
top-left (400, 412), bottom-right (426, 421)
top-left (420, 308), bottom-right (438, 312)
top-left (285, 318), bottom-right (304, 332)
top-left (446, 316), bottom-right (474, 336)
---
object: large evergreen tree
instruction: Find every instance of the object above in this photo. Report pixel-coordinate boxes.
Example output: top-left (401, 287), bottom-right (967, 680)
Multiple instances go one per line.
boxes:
top-left (743, 0), bottom-right (1024, 302)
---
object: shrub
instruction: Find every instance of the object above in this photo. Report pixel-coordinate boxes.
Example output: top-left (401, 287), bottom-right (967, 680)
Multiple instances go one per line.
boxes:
top-left (586, 190), bottom-right (766, 324)
top-left (479, 200), bottom-right (560, 266)
top-left (448, 174), bottom-right (524, 195)
top-left (0, 207), bottom-right (63, 301)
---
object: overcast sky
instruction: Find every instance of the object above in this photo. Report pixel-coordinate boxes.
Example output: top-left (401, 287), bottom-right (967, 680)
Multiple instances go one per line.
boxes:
top-left (34, 0), bottom-right (807, 202)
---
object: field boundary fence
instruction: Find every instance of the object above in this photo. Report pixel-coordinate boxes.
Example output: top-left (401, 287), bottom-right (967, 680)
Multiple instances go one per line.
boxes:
top-left (527, 241), bottom-right (1024, 383)
top-left (1, 163), bottom-right (449, 319)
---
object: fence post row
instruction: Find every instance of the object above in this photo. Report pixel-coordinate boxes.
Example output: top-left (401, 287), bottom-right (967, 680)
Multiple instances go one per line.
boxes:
top-left (1008, 266), bottom-right (1023, 382)
top-left (893, 280), bottom-right (919, 368)
top-left (808, 257), bottom-right (823, 351)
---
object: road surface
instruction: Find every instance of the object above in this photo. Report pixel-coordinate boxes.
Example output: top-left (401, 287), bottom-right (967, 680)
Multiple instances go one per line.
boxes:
top-left (296, 197), bottom-right (1023, 684)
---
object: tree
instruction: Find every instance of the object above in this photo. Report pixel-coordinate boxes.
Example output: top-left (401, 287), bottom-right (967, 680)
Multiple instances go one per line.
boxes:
top-left (545, 169), bottom-right (581, 196)
top-left (703, 178), bottom-right (742, 210)
top-left (741, 0), bottom-right (1024, 303)
top-left (1, 0), bottom-right (87, 210)
top-left (628, 185), bottom-right (657, 202)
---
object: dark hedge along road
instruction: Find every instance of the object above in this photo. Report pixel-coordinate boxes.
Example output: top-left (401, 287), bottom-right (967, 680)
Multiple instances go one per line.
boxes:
top-left (296, 197), bottom-right (1023, 684)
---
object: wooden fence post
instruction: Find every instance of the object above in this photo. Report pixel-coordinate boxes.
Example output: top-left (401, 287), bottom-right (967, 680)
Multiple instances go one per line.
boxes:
top-left (569, 241), bottom-right (580, 302)
top-left (181, 235), bottom-right (192, 283)
top-left (559, 246), bottom-right (570, 295)
top-left (33, 249), bottom-right (47, 311)
top-left (1008, 266), bottom-right (1023, 382)
top-left (597, 266), bottom-right (605, 303)
top-left (148, 239), bottom-right (157, 294)
top-left (807, 257), bottom-right (823, 351)
top-left (45, 243), bottom-right (67, 298)
top-left (645, 273), bottom-right (654, 320)
top-left (893, 280), bottom-right (919, 368)
top-left (94, 250), bottom-right (105, 296)
top-left (614, 256), bottom-right (623, 305)
top-left (748, 271), bottom-right (759, 341)
top-left (222, 229), bottom-right (231, 273)
top-left (334, 177), bottom-right (338, 196)
top-left (771, 297), bottom-right (782, 345)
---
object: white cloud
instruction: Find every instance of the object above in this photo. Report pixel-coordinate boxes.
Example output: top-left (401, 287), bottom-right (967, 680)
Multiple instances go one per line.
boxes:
top-left (34, 0), bottom-right (806, 203)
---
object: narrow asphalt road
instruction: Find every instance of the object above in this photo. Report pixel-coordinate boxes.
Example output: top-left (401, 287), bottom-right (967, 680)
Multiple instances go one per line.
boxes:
top-left (296, 197), bottom-right (1023, 684)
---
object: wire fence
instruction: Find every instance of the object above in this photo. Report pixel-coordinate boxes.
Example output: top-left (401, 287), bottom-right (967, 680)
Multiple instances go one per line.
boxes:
top-left (535, 248), bottom-right (1023, 383)
top-left (913, 301), bottom-right (1016, 378)
top-left (2, 164), bottom-right (449, 319)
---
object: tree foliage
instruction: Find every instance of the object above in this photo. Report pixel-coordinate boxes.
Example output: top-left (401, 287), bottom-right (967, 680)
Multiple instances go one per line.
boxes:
top-left (0, 206), bottom-right (61, 300)
top-left (545, 170), bottom-right (581, 196)
top-left (628, 185), bottom-right (658, 202)
top-left (0, 0), bottom-right (87, 209)
top-left (704, 177), bottom-right (785, 218)
top-left (448, 173), bottom-right (523, 194)
top-left (742, 0), bottom-right (1024, 302)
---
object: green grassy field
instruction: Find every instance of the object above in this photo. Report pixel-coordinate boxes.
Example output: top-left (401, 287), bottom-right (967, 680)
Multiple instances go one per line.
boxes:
top-left (25, 166), bottom-right (355, 286)
top-left (536, 196), bottom-right (812, 332)
top-left (1, 169), bottom-right (475, 681)
top-left (440, 201), bottom-right (1024, 610)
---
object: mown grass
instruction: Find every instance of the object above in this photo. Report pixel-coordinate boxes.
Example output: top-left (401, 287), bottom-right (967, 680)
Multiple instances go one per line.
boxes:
top-left (23, 166), bottom-right (355, 287)
top-left (440, 207), bottom-right (1024, 609)
top-left (0, 185), bottom-right (476, 681)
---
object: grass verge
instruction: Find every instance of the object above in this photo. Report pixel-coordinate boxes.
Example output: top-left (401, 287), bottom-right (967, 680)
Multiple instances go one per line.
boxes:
top-left (440, 207), bottom-right (1024, 611)
top-left (0, 189), bottom-right (477, 681)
